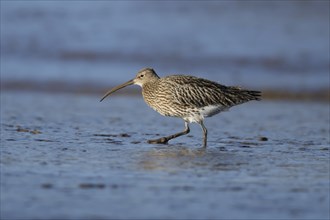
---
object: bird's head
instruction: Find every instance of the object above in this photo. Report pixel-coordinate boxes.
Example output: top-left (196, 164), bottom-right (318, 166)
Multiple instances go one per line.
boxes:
top-left (100, 68), bottom-right (159, 102)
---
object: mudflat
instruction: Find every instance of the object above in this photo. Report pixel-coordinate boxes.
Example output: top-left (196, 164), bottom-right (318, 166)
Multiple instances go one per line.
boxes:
top-left (1, 91), bottom-right (329, 219)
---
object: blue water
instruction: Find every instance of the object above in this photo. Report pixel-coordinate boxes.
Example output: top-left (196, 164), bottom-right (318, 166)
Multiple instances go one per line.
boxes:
top-left (1, 1), bottom-right (329, 90)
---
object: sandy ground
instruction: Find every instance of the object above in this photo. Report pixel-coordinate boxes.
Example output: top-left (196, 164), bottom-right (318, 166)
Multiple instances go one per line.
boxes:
top-left (1, 91), bottom-right (329, 219)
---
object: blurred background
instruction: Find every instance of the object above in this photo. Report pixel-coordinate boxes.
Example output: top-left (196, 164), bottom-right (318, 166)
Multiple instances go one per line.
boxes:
top-left (1, 1), bottom-right (329, 100)
top-left (1, 2), bottom-right (330, 219)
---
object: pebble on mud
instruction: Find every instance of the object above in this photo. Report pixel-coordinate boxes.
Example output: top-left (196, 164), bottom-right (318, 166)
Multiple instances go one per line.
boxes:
top-left (240, 145), bottom-right (251, 148)
top-left (120, 133), bottom-right (131, 137)
top-left (35, 139), bottom-right (54, 142)
top-left (259, 136), bottom-right (268, 141)
top-left (218, 147), bottom-right (227, 151)
top-left (16, 127), bottom-right (30, 132)
top-left (30, 129), bottom-right (42, 134)
top-left (16, 126), bottom-right (42, 134)
top-left (79, 183), bottom-right (106, 189)
top-left (41, 183), bottom-right (53, 189)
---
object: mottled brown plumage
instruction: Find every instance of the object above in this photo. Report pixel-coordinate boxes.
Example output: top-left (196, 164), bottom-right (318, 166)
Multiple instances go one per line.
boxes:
top-left (100, 68), bottom-right (261, 147)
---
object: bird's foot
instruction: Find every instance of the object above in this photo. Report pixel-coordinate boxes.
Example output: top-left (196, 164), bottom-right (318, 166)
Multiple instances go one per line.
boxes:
top-left (147, 137), bottom-right (169, 144)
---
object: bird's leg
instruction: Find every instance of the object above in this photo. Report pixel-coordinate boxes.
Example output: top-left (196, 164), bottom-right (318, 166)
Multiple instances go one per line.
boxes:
top-left (199, 121), bottom-right (208, 148)
top-left (148, 121), bottom-right (190, 144)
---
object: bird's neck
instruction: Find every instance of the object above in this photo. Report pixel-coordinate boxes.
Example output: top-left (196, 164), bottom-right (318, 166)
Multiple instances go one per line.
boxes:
top-left (142, 78), bottom-right (159, 90)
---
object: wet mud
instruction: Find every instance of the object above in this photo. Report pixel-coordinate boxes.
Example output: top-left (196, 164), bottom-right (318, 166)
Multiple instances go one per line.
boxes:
top-left (1, 91), bottom-right (329, 219)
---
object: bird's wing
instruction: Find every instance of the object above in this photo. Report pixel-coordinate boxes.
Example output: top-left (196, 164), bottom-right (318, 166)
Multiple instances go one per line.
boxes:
top-left (168, 76), bottom-right (236, 108)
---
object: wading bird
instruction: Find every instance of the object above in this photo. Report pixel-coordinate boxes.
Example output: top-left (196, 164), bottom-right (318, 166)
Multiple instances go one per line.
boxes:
top-left (100, 68), bottom-right (261, 147)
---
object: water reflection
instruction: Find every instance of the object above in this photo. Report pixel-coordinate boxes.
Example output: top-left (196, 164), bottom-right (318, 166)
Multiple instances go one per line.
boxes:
top-left (138, 145), bottom-right (247, 172)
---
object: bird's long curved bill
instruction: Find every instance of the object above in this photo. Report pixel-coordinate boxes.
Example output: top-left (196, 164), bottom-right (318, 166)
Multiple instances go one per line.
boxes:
top-left (100, 79), bottom-right (134, 102)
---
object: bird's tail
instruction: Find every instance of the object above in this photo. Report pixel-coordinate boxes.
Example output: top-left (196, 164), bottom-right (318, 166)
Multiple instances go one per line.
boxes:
top-left (228, 87), bottom-right (261, 105)
top-left (242, 89), bottom-right (261, 101)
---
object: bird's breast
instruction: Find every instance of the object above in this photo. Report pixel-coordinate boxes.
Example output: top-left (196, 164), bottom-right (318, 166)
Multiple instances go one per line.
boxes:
top-left (143, 87), bottom-right (194, 119)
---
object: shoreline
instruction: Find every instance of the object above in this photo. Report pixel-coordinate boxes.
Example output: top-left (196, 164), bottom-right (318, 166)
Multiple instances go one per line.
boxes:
top-left (1, 80), bottom-right (329, 102)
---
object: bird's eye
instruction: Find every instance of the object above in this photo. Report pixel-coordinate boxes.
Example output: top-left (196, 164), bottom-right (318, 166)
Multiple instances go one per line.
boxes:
top-left (140, 74), bottom-right (144, 78)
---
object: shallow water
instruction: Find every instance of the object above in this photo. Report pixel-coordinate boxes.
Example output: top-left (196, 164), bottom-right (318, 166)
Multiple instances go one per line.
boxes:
top-left (1, 91), bottom-right (329, 219)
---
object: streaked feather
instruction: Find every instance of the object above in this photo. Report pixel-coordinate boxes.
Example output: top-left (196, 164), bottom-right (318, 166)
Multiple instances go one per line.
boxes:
top-left (142, 74), bottom-right (260, 122)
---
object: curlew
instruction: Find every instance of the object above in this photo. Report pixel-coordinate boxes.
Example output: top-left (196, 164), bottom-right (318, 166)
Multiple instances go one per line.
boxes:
top-left (100, 68), bottom-right (261, 147)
